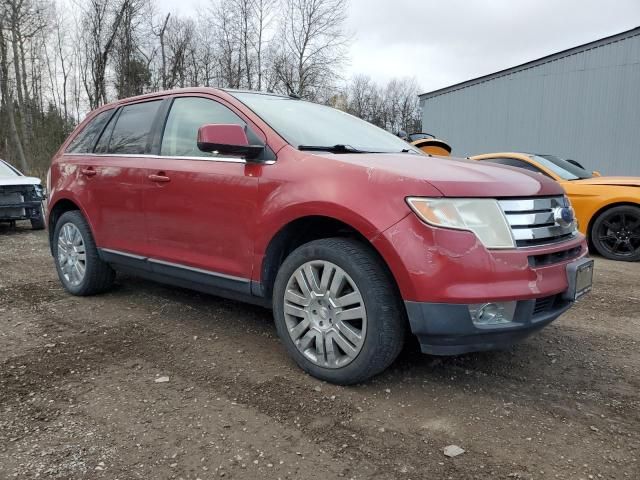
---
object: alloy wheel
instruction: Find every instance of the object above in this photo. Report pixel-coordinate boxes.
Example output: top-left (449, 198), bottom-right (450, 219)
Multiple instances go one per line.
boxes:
top-left (597, 211), bottom-right (640, 258)
top-left (57, 223), bottom-right (87, 287)
top-left (283, 260), bottom-right (367, 368)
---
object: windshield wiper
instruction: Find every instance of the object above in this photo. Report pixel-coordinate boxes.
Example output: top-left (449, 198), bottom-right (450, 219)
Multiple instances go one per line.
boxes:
top-left (298, 144), bottom-right (372, 154)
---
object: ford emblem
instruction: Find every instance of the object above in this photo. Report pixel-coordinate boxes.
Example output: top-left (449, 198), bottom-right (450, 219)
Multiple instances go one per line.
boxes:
top-left (554, 207), bottom-right (575, 227)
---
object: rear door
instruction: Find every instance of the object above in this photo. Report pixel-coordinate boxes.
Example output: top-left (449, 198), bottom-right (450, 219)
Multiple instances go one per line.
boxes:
top-left (142, 95), bottom-right (263, 286)
top-left (69, 100), bottom-right (163, 255)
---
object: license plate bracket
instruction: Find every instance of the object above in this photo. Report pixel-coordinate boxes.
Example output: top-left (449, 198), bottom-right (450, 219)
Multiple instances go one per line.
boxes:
top-left (564, 258), bottom-right (594, 301)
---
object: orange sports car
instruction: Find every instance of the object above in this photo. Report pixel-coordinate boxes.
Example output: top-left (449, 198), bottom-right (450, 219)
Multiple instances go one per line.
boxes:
top-left (471, 152), bottom-right (640, 262)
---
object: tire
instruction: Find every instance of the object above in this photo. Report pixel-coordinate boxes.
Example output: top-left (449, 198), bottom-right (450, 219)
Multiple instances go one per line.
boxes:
top-left (30, 203), bottom-right (45, 230)
top-left (53, 210), bottom-right (115, 295)
top-left (273, 238), bottom-right (406, 385)
top-left (590, 205), bottom-right (640, 262)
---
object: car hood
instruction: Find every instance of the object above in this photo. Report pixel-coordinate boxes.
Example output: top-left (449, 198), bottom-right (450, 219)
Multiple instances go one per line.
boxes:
top-left (0, 176), bottom-right (41, 187)
top-left (569, 176), bottom-right (640, 187)
top-left (326, 153), bottom-right (563, 197)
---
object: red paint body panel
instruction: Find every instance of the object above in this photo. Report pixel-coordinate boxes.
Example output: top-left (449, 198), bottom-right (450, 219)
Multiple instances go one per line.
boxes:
top-left (372, 213), bottom-right (588, 303)
top-left (142, 157), bottom-right (260, 279)
top-left (50, 154), bottom-right (147, 254)
top-left (48, 87), bottom-right (587, 310)
top-left (197, 124), bottom-right (249, 146)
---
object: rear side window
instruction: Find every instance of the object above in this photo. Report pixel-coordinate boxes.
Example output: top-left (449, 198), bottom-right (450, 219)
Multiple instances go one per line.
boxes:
top-left (160, 97), bottom-right (251, 157)
top-left (108, 101), bottom-right (162, 154)
top-left (66, 109), bottom-right (113, 153)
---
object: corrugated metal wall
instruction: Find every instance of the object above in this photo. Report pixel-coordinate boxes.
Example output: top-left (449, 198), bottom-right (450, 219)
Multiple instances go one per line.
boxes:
top-left (420, 31), bottom-right (640, 176)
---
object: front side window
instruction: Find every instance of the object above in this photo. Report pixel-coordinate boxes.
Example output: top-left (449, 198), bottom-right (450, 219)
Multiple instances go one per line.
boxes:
top-left (161, 97), bottom-right (250, 157)
top-left (66, 109), bottom-right (113, 153)
top-left (108, 101), bottom-right (162, 154)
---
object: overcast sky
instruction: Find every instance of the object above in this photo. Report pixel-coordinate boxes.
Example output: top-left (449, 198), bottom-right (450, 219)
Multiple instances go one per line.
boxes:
top-left (158, 0), bottom-right (640, 94)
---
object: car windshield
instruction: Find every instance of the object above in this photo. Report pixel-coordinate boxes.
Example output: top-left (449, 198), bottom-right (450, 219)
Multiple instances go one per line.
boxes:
top-left (531, 154), bottom-right (592, 180)
top-left (230, 92), bottom-right (421, 154)
top-left (0, 160), bottom-right (20, 177)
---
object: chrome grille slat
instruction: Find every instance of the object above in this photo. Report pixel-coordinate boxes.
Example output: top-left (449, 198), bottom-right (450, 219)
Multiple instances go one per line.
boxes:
top-left (500, 197), bottom-right (565, 212)
top-left (499, 196), bottom-right (577, 247)
top-left (508, 212), bottom-right (555, 226)
top-left (511, 224), bottom-right (574, 241)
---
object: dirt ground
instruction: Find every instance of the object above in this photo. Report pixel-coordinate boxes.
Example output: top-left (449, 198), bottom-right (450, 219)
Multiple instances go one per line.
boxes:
top-left (0, 222), bottom-right (638, 480)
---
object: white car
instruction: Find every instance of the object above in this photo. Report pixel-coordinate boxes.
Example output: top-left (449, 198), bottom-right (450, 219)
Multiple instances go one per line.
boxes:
top-left (0, 159), bottom-right (46, 230)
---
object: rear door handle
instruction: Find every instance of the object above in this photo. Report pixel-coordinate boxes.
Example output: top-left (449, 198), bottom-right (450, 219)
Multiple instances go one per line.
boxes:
top-left (148, 174), bottom-right (171, 183)
top-left (80, 167), bottom-right (97, 177)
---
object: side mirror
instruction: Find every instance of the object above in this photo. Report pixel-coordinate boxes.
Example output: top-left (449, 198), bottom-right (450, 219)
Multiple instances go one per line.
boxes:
top-left (592, 170), bottom-right (602, 177)
top-left (197, 124), bottom-right (264, 160)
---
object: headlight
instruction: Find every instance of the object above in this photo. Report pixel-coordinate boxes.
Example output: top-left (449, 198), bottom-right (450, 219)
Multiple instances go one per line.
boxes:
top-left (406, 197), bottom-right (515, 249)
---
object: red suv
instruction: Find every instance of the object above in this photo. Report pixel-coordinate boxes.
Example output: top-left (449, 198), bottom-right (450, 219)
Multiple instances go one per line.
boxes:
top-left (47, 88), bottom-right (593, 384)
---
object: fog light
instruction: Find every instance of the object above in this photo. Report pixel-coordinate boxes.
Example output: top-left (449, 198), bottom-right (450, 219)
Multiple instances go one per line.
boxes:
top-left (469, 302), bottom-right (517, 326)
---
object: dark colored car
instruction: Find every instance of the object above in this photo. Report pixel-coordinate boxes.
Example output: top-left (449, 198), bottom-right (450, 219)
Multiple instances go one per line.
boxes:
top-left (0, 159), bottom-right (46, 230)
top-left (47, 88), bottom-right (592, 384)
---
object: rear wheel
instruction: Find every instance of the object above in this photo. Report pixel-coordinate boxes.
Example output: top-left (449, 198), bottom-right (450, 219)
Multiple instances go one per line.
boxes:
top-left (591, 205), bottom-right (640, 261)
top-left (53, 210), bottom-right (115, 295)
top-left (273, 238), bottom-right (405, 384)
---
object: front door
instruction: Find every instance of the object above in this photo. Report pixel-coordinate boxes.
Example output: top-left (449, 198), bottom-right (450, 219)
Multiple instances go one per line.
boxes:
top-left (142, 96), bottom-right (263, 284)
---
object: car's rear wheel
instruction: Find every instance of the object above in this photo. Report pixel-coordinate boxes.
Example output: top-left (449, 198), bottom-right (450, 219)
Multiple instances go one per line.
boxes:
top-left (53, 210), bottom-right (115, 295)
top-left (273, 238), bottom-right (405, 384)
top-left (591, 205), bottom-right (640, 261)
top-left (30, 204), bottom-right (45, 230)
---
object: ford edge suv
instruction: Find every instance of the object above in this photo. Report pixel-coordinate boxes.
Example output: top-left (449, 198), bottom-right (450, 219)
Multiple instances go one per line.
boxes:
top-left (47, 88), bottom-right (593, 384)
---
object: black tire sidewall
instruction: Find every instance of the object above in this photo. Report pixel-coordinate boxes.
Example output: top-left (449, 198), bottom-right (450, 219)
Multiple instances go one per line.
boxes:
top-left (53, 211), bottom-right (102, 295)
top-left (273, 239), bottom-right (405, 385)
top-left (591, 205), bottom-right (640, 262)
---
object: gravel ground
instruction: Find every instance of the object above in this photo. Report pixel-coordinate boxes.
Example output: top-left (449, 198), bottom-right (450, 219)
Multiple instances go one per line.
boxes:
top-left (0, 222), bottom-right (638, 479)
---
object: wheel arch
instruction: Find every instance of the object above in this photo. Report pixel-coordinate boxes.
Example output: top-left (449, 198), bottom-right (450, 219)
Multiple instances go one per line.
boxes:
top-left (258, 215), bottom-right (403, 304)
top-left (587, 201), bottom-right (640, 250)
top-left (47, 198), bottom-right (83, 256)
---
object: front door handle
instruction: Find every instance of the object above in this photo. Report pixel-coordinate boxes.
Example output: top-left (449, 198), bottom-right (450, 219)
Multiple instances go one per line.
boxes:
top-left (80, 167), bottom-right (97, 177)
top-left (148, 173), bottom-right (171, 183)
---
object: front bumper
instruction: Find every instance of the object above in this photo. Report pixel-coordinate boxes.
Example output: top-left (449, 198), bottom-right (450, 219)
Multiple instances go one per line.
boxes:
top-left (405, 295), bottom-right (572, 355)
top-left (371, 213), bottom-right (591, 355)
top-left (0, 185), bottom-right (44, 222)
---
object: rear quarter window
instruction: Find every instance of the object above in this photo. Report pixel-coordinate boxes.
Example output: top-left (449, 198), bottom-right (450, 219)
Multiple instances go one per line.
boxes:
top-left (66, 109), bottom-right (114, 153)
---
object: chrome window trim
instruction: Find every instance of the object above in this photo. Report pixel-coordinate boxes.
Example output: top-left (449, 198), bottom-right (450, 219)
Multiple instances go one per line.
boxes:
top-left (63, 152), bottom-right (275, 165)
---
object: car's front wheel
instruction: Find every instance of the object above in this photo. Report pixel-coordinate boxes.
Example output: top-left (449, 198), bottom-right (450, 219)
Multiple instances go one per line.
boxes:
top-left (273, 238), bottom-right (405, 384)
top-left (53, 210), bottom-right (115, 295)
top-left (591, 205), bottom-right (640, 261)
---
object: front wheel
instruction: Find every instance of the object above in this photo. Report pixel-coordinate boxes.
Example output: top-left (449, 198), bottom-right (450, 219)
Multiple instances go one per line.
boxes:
top-left (591, 205), bottom-right (640, 262)
top-left (273, 238), bottom-right (406, 385)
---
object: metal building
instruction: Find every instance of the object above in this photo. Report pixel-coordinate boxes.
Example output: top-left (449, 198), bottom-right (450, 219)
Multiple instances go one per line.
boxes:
top-left (419, 27), bottom-right (640, 175)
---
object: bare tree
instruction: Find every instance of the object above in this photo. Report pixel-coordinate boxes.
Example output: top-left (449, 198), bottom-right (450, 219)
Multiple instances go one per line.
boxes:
top-left (0, 15), bottom-right (28, 171)
top-left (275, 0), bottom-right (349, 99)
top-left (81, 0), bottom-right (128, 108)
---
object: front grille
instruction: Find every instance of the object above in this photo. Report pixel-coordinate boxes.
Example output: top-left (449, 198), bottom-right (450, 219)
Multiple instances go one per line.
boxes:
top-left (499, 196), bottom-right (577, 247)
top-left (528, 246), bottom-right (582, 267)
